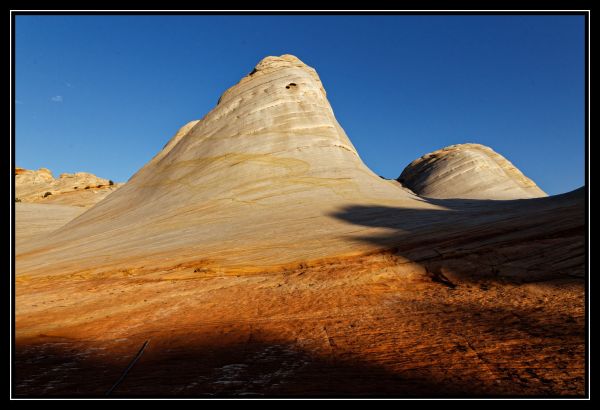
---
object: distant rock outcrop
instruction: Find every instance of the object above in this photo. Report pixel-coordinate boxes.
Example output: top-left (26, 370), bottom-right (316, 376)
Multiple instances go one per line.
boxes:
top-left (15, 167), bottom-right (121, 207)
top-left (398, 143), bottom-right (547, 200)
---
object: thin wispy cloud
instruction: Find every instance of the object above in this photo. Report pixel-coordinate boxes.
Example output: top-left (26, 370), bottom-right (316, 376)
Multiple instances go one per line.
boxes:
top-left (16, 100), bottom-right (24, 105)
top-left (51, 95), bottom-right (63, 103)
top-left (65, 82), bottom-right (73, 88)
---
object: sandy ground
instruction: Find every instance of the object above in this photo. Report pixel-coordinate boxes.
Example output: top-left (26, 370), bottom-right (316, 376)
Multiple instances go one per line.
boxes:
top-left (15, 203), bottom-right (86, 248)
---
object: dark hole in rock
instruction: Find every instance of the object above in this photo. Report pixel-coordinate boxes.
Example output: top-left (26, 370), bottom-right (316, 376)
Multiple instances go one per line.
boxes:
top-left (286, 83), bottom-right (297, 89)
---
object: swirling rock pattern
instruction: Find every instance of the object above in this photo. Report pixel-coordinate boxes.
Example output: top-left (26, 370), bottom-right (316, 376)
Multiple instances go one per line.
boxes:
top-left (398, 143), bottom-right (547, 200)
top-left (16, 54), bottom-right (420, 272)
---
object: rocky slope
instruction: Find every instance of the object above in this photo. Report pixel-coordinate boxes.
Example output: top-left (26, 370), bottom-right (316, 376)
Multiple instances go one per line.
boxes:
top-left (398, 143), bottom-right (547, 200)
top-left (14, 55), bottom-right (585, 397)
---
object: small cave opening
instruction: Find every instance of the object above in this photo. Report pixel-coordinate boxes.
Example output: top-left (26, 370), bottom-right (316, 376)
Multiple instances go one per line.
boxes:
top-left (285, 83), bottom-right (297, 89)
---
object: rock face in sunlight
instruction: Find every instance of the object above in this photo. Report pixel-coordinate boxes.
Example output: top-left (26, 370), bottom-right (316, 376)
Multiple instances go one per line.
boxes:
top-left (15, 55), bottom-right (585, 397)
top-left (398, 143), bottom-right (547, 200)
top-left (16, 54), bottom-right (424, 273)
top-left (15, 167), bottom-right (121, 207)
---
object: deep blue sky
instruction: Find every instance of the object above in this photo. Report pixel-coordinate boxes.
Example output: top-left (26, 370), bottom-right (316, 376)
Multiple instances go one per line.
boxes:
top-left (15, 15), bottom-right (585, 195)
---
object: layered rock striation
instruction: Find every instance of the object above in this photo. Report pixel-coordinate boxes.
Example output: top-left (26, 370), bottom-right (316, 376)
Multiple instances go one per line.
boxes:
top-left (398, 143), bottom-right (547, 200)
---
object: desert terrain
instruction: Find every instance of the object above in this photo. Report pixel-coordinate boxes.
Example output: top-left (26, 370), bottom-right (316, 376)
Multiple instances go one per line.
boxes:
top-left (14, 55), bottom-right (586, 397)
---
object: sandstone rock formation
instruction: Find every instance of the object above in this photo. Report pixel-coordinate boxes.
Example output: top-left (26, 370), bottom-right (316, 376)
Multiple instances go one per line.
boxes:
top-left (397, 143), bottom-right (547, 200)
top-left (16, 54), bottom-right (427, 271)
top-left (15, 167), bottom-right (121, 207)
top-left (14, 55), bottom-right (585, 397)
